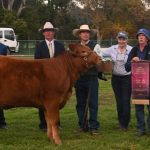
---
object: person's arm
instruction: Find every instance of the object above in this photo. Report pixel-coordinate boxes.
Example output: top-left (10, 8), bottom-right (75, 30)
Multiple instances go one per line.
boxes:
top-left (93, 44), bottom-right (108, 61)
top-left (93, 44), bottom-right (102, 57)
top-left (125, 47), bottom-right (136, 72)
top-left (60, 42), bottom-right (65, 52)
top-left (34, 42), bottom-right (42, 59)
top-left (61, 43), bottom-right (65, 51)
top-left (0, 44), bottom-right (8, 55)
top-left (101, 46), bottom-right (113, 57)
top-left (4, 46), bottom-right (8, 55)
top-left (94, 44), bottom-right (112, 58)
top-left (94, 44), bottom-right (108, 81)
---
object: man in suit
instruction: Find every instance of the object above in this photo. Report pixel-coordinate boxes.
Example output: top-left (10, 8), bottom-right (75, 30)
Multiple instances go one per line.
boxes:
top-left (34, 22), bottom-right (65, 131)
top-left (0, 42), bottom-right (8, 129)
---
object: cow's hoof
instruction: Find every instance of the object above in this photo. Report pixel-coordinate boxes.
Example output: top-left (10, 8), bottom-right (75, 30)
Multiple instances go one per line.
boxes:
top-left (54, 139), bottom-right (62, 145)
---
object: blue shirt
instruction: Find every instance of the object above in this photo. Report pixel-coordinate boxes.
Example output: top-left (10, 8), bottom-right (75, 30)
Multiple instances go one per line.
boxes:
top-left (137, 46), bottom-right (147, 60)
top-left (0, 43), bottom-right (7, 55)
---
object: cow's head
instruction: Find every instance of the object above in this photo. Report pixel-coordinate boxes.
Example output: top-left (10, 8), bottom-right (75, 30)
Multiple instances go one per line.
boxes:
top-left (69, 43), bottom-right (102, 68)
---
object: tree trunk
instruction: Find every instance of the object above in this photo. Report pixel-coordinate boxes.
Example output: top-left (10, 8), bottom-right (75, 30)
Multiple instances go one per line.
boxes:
top-left (96, 25), bottom-right (101, 44)
top-left (17, 0), bottom-right (26, 17)
top-left (7, 0), bottom-right (15, 11)
top-left (0, 0), bottom-right (5, 9)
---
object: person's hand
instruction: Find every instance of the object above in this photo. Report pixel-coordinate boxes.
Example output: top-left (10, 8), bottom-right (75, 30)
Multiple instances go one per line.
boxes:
top-left (98, 72), bottom-right (108, 81)
top-left (132, 57), bottom-right (140, 62)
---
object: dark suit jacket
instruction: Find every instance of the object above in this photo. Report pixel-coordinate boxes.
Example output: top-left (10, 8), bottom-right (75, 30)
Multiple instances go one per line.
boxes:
top-left (0, 43), bottom-right (7, 55)
top-left (34, 40), bottom-right (65, 59)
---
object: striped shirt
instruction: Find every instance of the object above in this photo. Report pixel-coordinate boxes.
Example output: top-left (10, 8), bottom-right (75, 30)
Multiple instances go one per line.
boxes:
top-left (102, 44), bottom-right (132, 76)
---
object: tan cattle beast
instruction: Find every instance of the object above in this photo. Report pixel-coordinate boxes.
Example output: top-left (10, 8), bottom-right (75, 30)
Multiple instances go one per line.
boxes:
top-left (0, 43), bottom-right (102, 145)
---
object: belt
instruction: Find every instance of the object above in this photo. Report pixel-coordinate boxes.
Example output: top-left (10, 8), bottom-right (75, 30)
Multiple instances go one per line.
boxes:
top-left (112, 74), bottom-right (131, 78)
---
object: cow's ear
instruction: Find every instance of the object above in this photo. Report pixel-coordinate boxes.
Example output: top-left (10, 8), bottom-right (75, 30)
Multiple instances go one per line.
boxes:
top-left (69, 43), bottom-right (77, 51)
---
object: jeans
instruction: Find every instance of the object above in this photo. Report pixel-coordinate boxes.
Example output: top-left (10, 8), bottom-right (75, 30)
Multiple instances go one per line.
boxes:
top-left (75, 76), bottom-right (100, 130)
top-left (112, 75), bottom-right (131, 128)
top-left (135, 105), bottom-right (150, 132)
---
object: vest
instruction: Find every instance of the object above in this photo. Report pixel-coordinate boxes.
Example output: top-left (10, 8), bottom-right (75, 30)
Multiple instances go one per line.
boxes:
top-left (80, 41), bottom-right (98, 78)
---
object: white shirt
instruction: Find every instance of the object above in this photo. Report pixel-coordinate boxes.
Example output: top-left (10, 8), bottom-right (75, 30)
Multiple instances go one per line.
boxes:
top-left (45, 39), bottom-right (54, 58)
top-left (102, 44), bottom-right (132, 76)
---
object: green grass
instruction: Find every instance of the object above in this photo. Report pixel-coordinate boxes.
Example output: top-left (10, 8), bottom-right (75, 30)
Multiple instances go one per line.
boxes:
top-left (0, 78), bottom-right (150, 150)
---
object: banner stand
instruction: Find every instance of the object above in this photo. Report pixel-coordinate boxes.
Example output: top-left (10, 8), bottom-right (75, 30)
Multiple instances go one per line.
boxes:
top-left (131, 61), bottom-right (150, 105)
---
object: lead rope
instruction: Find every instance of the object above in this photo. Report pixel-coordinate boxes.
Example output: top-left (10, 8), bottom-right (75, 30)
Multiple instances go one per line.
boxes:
top-left (83, 76), bottom-right (92, 131)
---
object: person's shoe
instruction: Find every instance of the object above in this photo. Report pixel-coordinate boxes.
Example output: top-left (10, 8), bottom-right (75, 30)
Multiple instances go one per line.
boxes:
top-left (119, 125), bottom-right (128, 132)
top-left (90, 129), bottom-right (99, 135)
top-left (135, 131), bottom-right (146, 137)
top-left (74, 128), bottom-right (88, 134)
top-left (74, 128), bottom-right (84, 134)
top-left (39, 126), bottom-right (47, 132)
top-left (0, 124), bottom-right (7, 129)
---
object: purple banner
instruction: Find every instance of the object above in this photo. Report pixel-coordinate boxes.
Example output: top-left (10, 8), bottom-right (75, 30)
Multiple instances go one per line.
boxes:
top-left (132, 61), bottom-right (150, 99)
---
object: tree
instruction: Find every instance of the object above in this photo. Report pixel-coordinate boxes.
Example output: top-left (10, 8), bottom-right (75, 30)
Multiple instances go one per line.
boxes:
top-left (74, 0), bottom-right (148, 39)
top-left (35, 0), bottom-right (77, 40)
top-left (0, 0), bottom-right (29, 17)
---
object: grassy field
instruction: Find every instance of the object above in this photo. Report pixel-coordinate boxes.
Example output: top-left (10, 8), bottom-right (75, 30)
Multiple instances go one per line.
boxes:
top-left (0, 78), bottom-right (150, 150)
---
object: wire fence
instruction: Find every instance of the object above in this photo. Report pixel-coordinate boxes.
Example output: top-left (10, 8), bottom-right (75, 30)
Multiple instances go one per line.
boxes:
top-left (11, 39), bottom-right (138, 56)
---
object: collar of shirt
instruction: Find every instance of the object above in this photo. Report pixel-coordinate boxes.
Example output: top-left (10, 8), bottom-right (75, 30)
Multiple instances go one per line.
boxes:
top-left (45, 39), bottom-right (54, 47)
top-left (80, 40), bottom-right (90, 45)
top-left (115, 44), bottom-right (131, 55)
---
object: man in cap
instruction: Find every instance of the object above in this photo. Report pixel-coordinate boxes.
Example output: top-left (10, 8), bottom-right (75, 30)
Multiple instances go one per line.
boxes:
top-left (72, 24), bottom-right (101, 135)
top-left (0, 42), bottom-right (8, 129)
top-left (102, 31), bottom-right (132, 131)
top-left (35, 21), bottom-right (65, 131)
top-left (125, 28), bottom-right (150, 136)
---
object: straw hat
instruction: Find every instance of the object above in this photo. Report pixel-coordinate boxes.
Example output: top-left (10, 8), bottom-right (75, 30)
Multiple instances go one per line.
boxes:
top-left (41, 22), bottom-right (58, 32)
top-left (72, 24), bottom-right (97, 38)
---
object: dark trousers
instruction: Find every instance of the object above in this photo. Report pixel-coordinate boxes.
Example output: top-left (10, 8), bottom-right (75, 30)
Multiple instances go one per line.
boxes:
top-left (111, 75), bottom-right (131, 128)
top-left (75, 77), bottom-right (100, 130)
top-left (38, 108), bottom-right (47, 129)
top-left (0, 109), bottom-right (6, 125)
top-left (135, 105), bottom-right (150, 132)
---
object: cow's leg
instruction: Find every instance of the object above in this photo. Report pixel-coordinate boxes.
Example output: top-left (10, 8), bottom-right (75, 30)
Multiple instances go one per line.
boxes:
top-left (45, 104), bottom-right (61, 145)
top-left (44, 111), bottom-right (53, 141)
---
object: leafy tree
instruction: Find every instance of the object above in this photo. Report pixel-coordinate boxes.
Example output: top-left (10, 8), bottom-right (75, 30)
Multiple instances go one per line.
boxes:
top-left (35, 0), bottom-right (77, 40)
top-left (0, 0), bottom-right (29, 17)
top-left (74, 0), bottom-right (148, 39)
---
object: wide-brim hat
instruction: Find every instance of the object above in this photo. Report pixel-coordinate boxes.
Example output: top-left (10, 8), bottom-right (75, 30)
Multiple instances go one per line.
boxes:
top-left (40, 22), bottom-right (59, 32)
top-left (136, 28), bottom-right (150, 41)
top-left (72, 24), bottom-right (97, 38)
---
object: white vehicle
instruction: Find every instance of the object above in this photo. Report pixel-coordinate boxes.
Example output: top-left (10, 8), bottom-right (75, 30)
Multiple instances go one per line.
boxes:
top-left (0, 28), bottom-right (19, 53)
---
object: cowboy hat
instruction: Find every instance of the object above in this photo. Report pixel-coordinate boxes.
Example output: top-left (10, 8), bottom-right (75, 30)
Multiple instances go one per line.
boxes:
top-left (72, 24), bottom-right (97, 38)
top-left (40, 22), bottom-right (59, 32)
